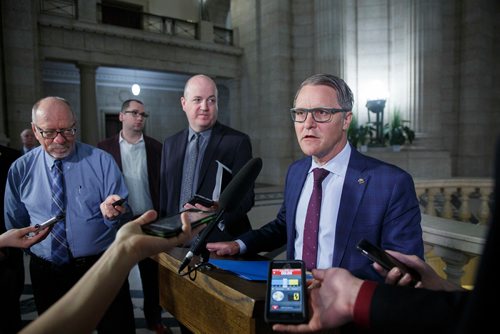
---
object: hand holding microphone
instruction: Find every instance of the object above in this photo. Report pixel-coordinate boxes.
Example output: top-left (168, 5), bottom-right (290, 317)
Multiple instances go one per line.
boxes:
top-left (178, 157), bottom-right (262, 274)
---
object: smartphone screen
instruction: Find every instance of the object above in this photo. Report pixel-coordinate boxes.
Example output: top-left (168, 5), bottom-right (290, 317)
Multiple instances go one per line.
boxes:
top-left (265, 260), bottom-right (308, 324)
top-left (141, 211), bottom-right (216, 238)
top-left (356, 239), bottom-right (421, 285)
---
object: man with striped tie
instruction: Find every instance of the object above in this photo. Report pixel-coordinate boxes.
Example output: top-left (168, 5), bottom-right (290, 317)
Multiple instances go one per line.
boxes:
top-left (4, 96), bottom-right (135, 333)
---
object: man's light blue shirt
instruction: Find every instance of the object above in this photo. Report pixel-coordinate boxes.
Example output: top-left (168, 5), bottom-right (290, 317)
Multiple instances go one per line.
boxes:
top-left (4, 142), bottom-right (131, 260)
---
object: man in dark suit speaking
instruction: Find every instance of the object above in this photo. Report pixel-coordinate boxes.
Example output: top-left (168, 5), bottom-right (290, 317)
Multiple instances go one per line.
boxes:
top-left (207, 73), bottom-right (423, 281)
top-left (159, 74), bottom-right (254, 241)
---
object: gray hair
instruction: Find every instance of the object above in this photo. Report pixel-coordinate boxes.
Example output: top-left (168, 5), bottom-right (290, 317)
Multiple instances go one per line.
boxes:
top-left (294, 74), bottom-right (354, 111)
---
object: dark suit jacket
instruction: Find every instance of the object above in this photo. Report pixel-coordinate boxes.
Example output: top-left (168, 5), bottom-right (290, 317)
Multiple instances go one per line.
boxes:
top-left (367, 140), bottom-right (499, 334)
top-left (97, 134), bottom-right (162, 212)
top-left (160, 122), bottom-right (254, 239)
top-left (240, 145), bottom-right (423, 281)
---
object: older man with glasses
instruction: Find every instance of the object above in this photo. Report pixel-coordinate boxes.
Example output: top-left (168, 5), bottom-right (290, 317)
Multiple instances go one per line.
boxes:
top-left (207, 73), bottom-right (423, 285)
top-left (4, 96), bottom-right (136, 333)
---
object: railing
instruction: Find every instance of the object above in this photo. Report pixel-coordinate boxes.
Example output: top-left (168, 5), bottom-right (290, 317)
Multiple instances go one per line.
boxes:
top-left (214, 26), bottom-right (233, 45)
top-left (39, 0), bottom-right (77, 18)
top-left (415, 178), bottom-right (493, 286)
top-left (39, 1), bottom-right (233, 45)
top-left (421, 214), bottom-right (488, 286)
top-left (134, 12), bottom-right (197, 40)
top-left (415, 178), bottom-right (493, 224)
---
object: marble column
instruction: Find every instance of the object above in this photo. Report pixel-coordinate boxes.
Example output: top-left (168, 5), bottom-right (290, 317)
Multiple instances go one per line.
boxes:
top-left (77, 63), bottom-right (99, 146)
top-left (408, 0), bottom-right (443, 147)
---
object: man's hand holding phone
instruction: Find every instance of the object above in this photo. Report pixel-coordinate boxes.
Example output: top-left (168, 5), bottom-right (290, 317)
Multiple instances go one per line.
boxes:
top-left (100, 195), bottom-right (127, 219)
top-left (265, 260), bottom-right (308, 324)
top-left (182, 194), bottom-right (217, 213)
top-left (356, 239), bottom-right (421, 287)
top-left (34, 214), bottom-right (65, 230)
top-left (141, 210), bottom-right (215, 239)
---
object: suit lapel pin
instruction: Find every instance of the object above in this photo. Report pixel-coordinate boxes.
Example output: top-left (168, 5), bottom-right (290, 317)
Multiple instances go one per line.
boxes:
top-left (358, 178), bottom-right (365, 184)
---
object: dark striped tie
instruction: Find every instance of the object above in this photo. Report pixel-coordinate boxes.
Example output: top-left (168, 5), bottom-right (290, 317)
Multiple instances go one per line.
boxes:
top-left (51, 160), bottom-right (70, 265)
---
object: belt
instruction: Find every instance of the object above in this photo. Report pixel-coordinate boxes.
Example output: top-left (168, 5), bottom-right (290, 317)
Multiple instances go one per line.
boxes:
top-left (30, 252), bottom-right (103, 269)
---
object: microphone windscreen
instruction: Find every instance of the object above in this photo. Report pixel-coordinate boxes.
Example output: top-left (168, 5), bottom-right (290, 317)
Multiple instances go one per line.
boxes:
top-left (218, 157), bottom-right (262, 212)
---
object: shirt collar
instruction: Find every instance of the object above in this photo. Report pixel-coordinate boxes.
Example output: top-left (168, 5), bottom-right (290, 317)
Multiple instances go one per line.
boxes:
top-left (188, 127), bottom-right (212, 142)
top-left (119, 131), bottom-right (144, 144)
top-left (309, 143), bottom-right (351, 177)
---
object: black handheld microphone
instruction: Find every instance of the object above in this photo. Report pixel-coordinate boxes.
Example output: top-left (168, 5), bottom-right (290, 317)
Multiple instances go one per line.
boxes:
top-left (178, 157), bottom-right (263, 273)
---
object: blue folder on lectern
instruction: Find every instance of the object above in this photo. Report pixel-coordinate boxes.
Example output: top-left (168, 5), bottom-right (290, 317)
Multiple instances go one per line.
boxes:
top-left (208, 259), bottom-right (269, 281)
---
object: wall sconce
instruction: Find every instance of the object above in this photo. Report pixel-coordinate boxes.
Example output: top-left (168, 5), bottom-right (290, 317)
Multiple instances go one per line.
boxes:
top-left (131, 83), bottom-right (141, 96)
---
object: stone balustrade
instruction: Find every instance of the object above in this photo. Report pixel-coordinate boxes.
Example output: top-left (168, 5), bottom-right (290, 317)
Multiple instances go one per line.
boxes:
top-left (415, 178), bottom-right (493, 224)
top-left (421, 214), bottom-right (488, 285)
top-left (415, 178), bottom-right (493, 286)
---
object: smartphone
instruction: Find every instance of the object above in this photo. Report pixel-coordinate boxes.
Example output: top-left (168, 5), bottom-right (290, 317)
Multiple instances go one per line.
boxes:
top-left (356, 239), bottom-right (421, 285)
top-left (264, 260), bottom-right (308, 324)
top-left (141, 211), bottom-right (216, 238)
top-left (187, 194), bottom-right (214, 207)
top-left (111, 198), bottom-right (126, 207)
top-left (34, 214), bottom-right (65, 230)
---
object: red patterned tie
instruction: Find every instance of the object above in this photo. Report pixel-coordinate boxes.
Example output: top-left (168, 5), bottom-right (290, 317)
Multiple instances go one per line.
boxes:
top-left (302, 168), bottom-right (330, 270)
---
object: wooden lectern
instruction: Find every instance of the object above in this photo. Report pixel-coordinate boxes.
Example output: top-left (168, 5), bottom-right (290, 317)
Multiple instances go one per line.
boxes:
top-left (155, 248), bottom-right (274, 334)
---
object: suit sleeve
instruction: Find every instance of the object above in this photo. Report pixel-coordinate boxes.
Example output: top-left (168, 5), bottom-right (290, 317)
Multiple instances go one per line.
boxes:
top-left (239, 202), bottom-right (288, 254)
top-left (380, 171), bottom-right (424, 259)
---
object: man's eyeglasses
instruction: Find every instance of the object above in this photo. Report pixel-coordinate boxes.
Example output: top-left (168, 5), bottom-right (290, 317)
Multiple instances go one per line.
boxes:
top-left (123, 110), bottom-right (149, 118)
top-left (289, 107), bottom-right (349, 123)
top-left (35, 124), bottom-right (77, 139)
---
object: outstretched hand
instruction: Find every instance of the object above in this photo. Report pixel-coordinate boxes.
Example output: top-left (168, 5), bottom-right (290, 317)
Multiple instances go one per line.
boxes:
top-left (206, 241), bottom-right (240, 256)
top-left (373, 250), bottom-right (463, 291)
top-left (115, 210), bottom-right (206, 263)
top-left (0, 225), bottom-right (50, 249)
top-left (272, 268), bottom-right (363, 333)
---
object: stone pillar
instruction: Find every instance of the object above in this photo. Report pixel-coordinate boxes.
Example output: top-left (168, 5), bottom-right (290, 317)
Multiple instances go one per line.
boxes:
top-left (314, 0), bottom-right (345, 76)
top-left (78, 0), bottom-right (97, 23)
top-left (198, 20), bottom-right (214, 43)
top-left (408, 0), bottom-right (443, 147)
top-left (231, 0), bottom-right (293, 186)
top-left (0, 0), bottom-right (40, 149)
top-left (77, 63), bottom-right (99, 146)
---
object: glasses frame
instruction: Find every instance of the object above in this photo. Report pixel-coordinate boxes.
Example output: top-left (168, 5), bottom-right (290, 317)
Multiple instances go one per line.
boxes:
top-left (122, 110), bottom-right (149, 118)
top-left (289, 107), bottom-right (350, 123)
top-left (35, 123), bottom-right (77, 139)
